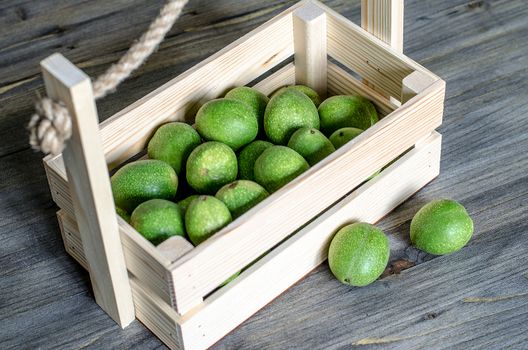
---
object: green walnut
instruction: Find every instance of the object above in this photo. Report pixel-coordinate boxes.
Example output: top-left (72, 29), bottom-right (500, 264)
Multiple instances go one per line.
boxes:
top-left (318, 95), bottom-right (378, 135)
top-left (147, 122), bottom-right (201, 175)
top-left (130, 199), bottom-right (185, 245)
top-left (271, 85), bottom-right (322, 106)
top-left (216, 180), bottom-right (269, 218)
top-left (195, 98), bottom-right (258, 150)
top-left (116, 207), bottom-right (130, 223)
top-left (177, 194), bottom-right (200, 215)
top-left (410, 199), bottom-right (474, 255)
top-left (329, 127), bottom-right (364, 149)
top-left (225, 86), bottom-right (269, 135)
top-left (111, 159), bottom-right (178, 213)
top-left (237, 140), bottom-right (273, 181)
top-left (186, 141), bottom-right (238, 194)
top-left (328, 222), bottom-right (389, 287)
top-left (287, 127), bottom-right (335, 166)
top-left (185, 195), bottom-right (232, 245)
top-left (254, 146), bottom-right (309, 193)
top-left (264, 89), bottom-right (320, 144)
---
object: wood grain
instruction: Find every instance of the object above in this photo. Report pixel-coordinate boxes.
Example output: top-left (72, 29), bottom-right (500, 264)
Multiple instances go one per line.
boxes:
top-left (1, 0), bottom-right (528, 349)
top-left (361, 0), bottom-right (404, 52)
top-left (53, 131), bottom-right (443, 350)
top-left (41, 53), bottom-right (135, 327)
top-left (293, 1), bottom-right (327, 97)
top-left (42, 3), bottom-right (444, 320)
top-left (168, 77), bottom-right (444, 315)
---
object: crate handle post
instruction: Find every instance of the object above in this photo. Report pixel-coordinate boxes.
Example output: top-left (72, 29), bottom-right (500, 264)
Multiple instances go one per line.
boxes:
top-left (293, 1), bottom-right (327, 98)
top-left (41, 53), bottom-right (135, 328)
top-left (361, 0), bottom-right (404, 52)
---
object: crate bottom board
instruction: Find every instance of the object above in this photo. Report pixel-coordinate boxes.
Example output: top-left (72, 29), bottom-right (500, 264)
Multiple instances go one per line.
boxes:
top-left (56, 131), bottom-right (441, 350)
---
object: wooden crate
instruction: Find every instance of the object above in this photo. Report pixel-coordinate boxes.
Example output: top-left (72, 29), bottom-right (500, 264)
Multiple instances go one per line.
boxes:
top-left (42, 1), bottom-right (445, 349)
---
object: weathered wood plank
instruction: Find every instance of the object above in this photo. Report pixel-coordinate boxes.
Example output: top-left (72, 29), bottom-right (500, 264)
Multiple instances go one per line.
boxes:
top-left (1, 0), bottom-right (528, 349)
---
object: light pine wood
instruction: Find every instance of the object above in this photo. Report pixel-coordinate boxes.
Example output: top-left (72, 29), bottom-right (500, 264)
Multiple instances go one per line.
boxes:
top-left (41, 51), bottom-right (442, 317)
top-left (57, 132), bottom-right (442, 350)
top-left (38, 0), bottom-right (446, 346)
top-left (41, 53), bottom-right (135, 328)
top-left (327, 62), bottom-right (398, 116)
top-left (5, 1), bottom-right (528, 349)
top-left (178, 132), bottom-right (442, 350)
top-left (321, 1), bottom-right (436, 99)
top-left (120, 219), bottom-right (174, 303)
top-left (293, 1), bottom-right (327, 97)
top-left (402, 70), bottom-right (439, 104)
top-left (42, 62), bottom-right (297, 217)
top-left (56, 212), bottom-right (184, 349)
top-left (402, 70), bottom-right (442, 148)
top-left (59, 209), bottom-right (174, 304)
top-left (96, 2), bottom-right (301, 170)
top-left (156, 236), bottom-right (194, 263)
top-left (361, 0), bottom-right (404, 53)
top-left (251, 62), bottom-right (296, 95)
top-left (130, 277), bottom-right (183, 350)
top-left (57, 210), bottom-right (89, 270)
top-left (168, 78), bottom-right (445, 315)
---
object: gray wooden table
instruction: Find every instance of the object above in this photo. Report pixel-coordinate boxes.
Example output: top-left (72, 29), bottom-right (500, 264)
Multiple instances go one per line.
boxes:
top-left (1, 1), bottom-right (527, 349)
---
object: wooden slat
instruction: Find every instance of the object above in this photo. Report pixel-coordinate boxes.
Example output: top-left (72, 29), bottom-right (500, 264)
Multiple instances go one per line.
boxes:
top-left (58, 210), bottom-right (89, 270)
top-left (169, 78), bottom-right (446, 314)
top-left (178, 132), bottom-right (442, 350)
top-left (57, 212), bottom-right (184, 350)
top-left (361, 0), bottom-right (404, 53)
top-left (130, 278), bottom-right (183, 350)
top-left (157, 236), bottom-right (194, 263)
top-left (41, 53), bottom-right (135, 327)
top-left (41, 59), bottom-right (299, 308)
top-left (59, 209), bottom-right (174, 304)
top-left (402, 70), bottom-right (439, 104)
top-left (42, 0), bottom-right (301, 172)
top-left (42, 61), bottom-right (297, 213)
top-left (293, 2), bottom-right (327, 97)
top-left (58, 133), bottom-right (442, 350)
top-left (96, 2), bottom-right (301, 169)
top-left (321, 1), bottom-right (435, 98)
top-left (327, 62), bottom-right (398, 116)
top-left (251, 62), bottom-right (295, 95)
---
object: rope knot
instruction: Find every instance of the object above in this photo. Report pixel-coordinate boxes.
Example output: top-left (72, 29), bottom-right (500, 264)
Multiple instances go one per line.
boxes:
top-left (27, 0), bottom-right (187, 156)
top-left (28, 97), bottom-right (72, 156)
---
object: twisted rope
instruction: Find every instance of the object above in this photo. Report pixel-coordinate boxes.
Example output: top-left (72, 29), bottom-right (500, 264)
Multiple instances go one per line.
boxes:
top-left (28, 0), bottom-right (188, 155)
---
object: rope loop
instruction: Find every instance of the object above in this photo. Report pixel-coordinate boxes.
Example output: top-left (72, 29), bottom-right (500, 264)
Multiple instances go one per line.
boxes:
top-left (28, 97), bottom-right (71, 155)
top-left (28, 0), bottom-right (188, 155)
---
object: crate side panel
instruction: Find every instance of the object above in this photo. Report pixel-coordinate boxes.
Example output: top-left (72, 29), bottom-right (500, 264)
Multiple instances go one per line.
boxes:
top-left (324, 2), bottom-right (436, 99)
top-left (98, 8), bottom-right (297, 169)
top-left (58, 210), bottom-right (89, 270)
top-left (251, 62), bottom-right (295, 95)
top-left (170, 80), bottom-right (446, 314)
top-left (327, 62), bottom-right (397, 116)
top-left (57, 209), bottom-right (173, 304)
top-left (179, 132), bottom-right (442, 350)
top-left (130, 278), bottom-right (183, 350)
top-left (43, 59), bottom-right (297, 217)
top-left (43, 60), bottom-right (302, 303)
top-left (59, 213), bottom-right (184, 349)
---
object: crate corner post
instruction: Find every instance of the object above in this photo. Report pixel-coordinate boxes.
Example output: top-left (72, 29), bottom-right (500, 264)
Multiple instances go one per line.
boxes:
top-left (361, 0), bottom-right (404, 53)
top-left (40, 53), bottom-right (135, 328)
top-left (293, 0), bottom-right (327, 98)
